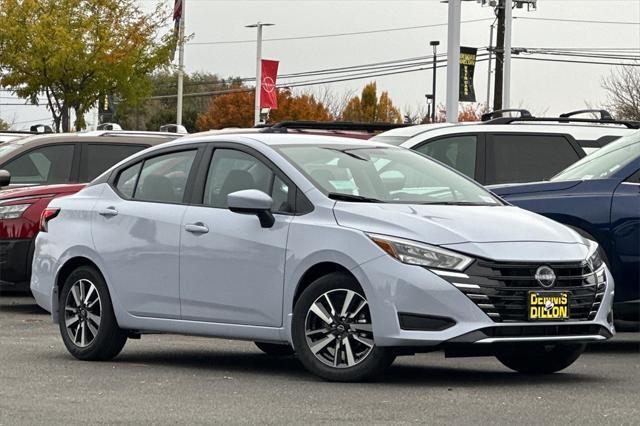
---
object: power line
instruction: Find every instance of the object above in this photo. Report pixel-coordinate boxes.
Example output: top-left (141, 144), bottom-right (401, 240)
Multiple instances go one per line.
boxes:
top-left (514, 17), bottom-right (640, 25)
top-left (188, 18), bottom-right (493, 45)
top-left (513, 56), bottom-right (640, 66)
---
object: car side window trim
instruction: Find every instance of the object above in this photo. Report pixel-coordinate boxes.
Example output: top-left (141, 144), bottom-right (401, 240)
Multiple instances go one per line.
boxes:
top-left (108, 145), bottom-right (204, 205)
top-left (190, 142), bottom-right (302, 215)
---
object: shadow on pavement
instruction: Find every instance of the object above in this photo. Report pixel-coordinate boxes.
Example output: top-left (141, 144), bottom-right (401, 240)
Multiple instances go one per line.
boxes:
top-left (100, 350), bottom-right (311, 380)
top-left (587, 340), bottom-right (640, 354)
top-left (89, 349), bottom-right (608, 386)
top-left (0, 300), bottom-right (48, 315)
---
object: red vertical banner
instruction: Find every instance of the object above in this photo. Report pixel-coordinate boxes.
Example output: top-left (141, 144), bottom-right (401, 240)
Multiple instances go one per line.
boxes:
top-left (260, 59), bottom-right (279, 109)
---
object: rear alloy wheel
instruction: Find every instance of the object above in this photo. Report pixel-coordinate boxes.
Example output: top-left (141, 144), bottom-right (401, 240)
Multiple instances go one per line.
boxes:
top-left (496, 343), bottom-right (586, 374)
top-left (292, 273), bottom-right (394, 381)
top-left (59, 266), bottom-right (127, 361)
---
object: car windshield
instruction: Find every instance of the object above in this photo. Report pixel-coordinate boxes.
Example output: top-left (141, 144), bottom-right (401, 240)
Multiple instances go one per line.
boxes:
top-left (277, 145), bottom-right (501, 205)
top-left (552, 131), bottom-right (640, 181)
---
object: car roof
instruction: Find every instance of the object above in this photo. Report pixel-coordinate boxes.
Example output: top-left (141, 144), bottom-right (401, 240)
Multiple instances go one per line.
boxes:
top-left (169, 132), bottom-right (391, 149)
top-left (0, 131), bottom-right (180, 162)
top-left (396, 122), bottom-right (635, 146)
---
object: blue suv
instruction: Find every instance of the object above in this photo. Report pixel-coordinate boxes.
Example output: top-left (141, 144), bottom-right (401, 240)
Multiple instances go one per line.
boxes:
top-left (491, 131), bottom-right (640, 326)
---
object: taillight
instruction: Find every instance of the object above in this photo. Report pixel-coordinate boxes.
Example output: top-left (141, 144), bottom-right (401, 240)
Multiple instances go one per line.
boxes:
top-left (39, 208), bottom-right (60, 232)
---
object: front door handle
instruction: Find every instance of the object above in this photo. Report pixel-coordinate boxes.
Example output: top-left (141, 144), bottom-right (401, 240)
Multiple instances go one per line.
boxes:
top-left (184, 222), bottom-right (209, 234)
top-left (98, 207), bottom-right (118, 217)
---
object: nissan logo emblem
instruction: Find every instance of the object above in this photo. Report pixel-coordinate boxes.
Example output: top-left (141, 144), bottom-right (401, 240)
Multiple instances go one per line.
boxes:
top-left (535, 266), bottom-right (556, 288)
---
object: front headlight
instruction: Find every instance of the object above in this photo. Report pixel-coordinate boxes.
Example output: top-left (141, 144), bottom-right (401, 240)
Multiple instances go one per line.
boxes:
top-left (586, 240), bottom-right (604, 272)
top-left (367, 233), bottom-right (473, 271)
top-left (0, 203), bottom-right (31, 220)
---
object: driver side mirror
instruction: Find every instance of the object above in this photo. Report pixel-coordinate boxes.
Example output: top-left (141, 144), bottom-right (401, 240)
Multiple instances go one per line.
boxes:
top-left (227, 189), bottom-right (275, 228)
top-left (0, 170), bottom-right (10, 188)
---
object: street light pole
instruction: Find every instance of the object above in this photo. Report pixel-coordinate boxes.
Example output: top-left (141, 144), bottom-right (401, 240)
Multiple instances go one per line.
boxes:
top-left (176, 0), bottom-right (186, 126)
top-left (445, 0), bottom-right (461, 123)
top-left (246, 22), bottom-right (274, 126)
top-left (430, 40), bottom-right (440, 123)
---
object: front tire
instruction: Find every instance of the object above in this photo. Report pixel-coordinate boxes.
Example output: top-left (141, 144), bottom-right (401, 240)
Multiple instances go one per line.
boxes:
top-left (496, 343), bottom-right (586, 374)
top-left (59, 265), bottom-right (127, 361)
top-left (291, 272), bottom-right (395, 382)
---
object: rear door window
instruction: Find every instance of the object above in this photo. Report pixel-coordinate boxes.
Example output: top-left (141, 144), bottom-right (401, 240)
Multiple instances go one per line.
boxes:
top-left (80, 144), bottom-right (147, 182)
top-left (485, 134), bottom-right (581, 185)
top-left (1, 144), bottom-right (74, 185)
top-left (415, 135), bottom-right (478, 179)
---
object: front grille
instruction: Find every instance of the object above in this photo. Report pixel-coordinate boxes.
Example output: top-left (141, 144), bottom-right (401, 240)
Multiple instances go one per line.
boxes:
top-left (445, 260), bottom-right (606, 323)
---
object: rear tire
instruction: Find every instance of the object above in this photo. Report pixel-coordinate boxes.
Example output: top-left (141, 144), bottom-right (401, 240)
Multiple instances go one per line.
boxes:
top-left (59, 265), bottom-right (127, 361)
top-left (254, 342), bottom-right (295, 356)
top-left (496, 343), bottom-right (586, 374)
top-left (292, 272), bottom-right (395, 382)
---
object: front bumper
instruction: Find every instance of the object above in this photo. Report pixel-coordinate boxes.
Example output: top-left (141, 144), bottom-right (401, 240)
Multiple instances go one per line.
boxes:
top-left (352, 254), bottom-right (615, 348)
top-left (0, 239), bottom-right (33, 287)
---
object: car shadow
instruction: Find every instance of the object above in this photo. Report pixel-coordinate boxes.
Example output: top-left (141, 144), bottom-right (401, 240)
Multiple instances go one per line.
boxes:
top-left (79, 349), bottom-right (607, 387)
top-left (0, 300), bottom-right (48, 315)
top-left (587, 340), bottom-right (640, 354)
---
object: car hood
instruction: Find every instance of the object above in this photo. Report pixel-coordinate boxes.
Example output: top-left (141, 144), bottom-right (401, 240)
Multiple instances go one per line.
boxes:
top-left (333, 202), bottom-right (585, 246)
top-left (0, 183), bottom-right (86, 201)
top-left (488, 180), bottom-right (581, 197)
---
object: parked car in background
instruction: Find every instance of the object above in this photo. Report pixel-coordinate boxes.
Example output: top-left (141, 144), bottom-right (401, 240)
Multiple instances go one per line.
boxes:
top-left (490, 131), bottom-right (640, 328)
top-left (206, 121), bottom-right (407, 140)
top-left (0, 124), bottom-right (54, 143)
top-left (371, 110), bottom-right (639, 185)
top-left (31, 134), bottom-right (613, 381)
top-left (0, 130), bottom-right (179, 291)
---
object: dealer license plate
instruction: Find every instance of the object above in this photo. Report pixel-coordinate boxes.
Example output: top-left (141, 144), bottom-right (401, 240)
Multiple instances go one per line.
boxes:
top-left (528, 291), bottom-right (569, 321)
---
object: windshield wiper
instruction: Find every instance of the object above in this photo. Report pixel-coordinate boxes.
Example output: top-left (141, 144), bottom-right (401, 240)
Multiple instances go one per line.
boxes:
top-left (419, 201), bottom-right (498, 206)
top-left (320, 147), bottom-right (368, 160)
top-left (328, 193), bottom-right (384, 203)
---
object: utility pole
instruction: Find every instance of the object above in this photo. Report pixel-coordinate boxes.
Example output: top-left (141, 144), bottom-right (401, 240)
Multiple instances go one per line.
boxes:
top-left (486, 20), bottom-right (495, 109)
top-left (430, 40), bottom-right (440, 123)
top-left (445, 0), bottom-right (461, 123)
top-left (176, 0), bottom-right (186, 126)
top-left (246, 22), bottom-right (274, 126)
top-left (493, 0), bottom-right (505, 112)
top-left (503, 0), bottom-right (513, 109)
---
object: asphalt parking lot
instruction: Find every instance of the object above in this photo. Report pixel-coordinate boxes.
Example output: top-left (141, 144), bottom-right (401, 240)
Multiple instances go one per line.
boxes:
top-left (1, 293), bottom-right (638, 425)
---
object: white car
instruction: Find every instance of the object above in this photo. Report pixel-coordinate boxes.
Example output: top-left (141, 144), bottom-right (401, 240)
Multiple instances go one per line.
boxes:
top-left (371, 110), bottom-right (638, 185)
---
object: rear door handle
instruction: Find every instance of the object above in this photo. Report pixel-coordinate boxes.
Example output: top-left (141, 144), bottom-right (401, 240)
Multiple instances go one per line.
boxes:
top-left (98, 207), bottom-right (118, 217)
top-left (184, 222), bottom-right (209, 234)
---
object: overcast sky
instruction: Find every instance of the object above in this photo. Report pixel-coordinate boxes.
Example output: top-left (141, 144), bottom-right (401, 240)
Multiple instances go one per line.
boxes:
top-left (2, 0), bottom-right (639, 129)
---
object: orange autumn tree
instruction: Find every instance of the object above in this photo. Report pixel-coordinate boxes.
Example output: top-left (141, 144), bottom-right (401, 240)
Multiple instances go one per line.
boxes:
top-left (196, 88), bottom-right (331, 130)
top-left (340, 82), bottom-right (402, 123)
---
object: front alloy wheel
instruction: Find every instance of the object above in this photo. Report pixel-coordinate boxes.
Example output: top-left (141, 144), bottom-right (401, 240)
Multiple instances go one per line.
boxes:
top-left (292, 272), bottom-right (394, 381)
top-left (305, 289), bottom-right (374, 368)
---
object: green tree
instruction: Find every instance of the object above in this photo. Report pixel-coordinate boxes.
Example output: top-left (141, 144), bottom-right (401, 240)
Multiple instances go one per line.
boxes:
top-left (340, 82), bottom-right (402, 123)
top-left (0, 0), bottom-right (175, 132)
top-left (0, 118), bottom-right (10, 131)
